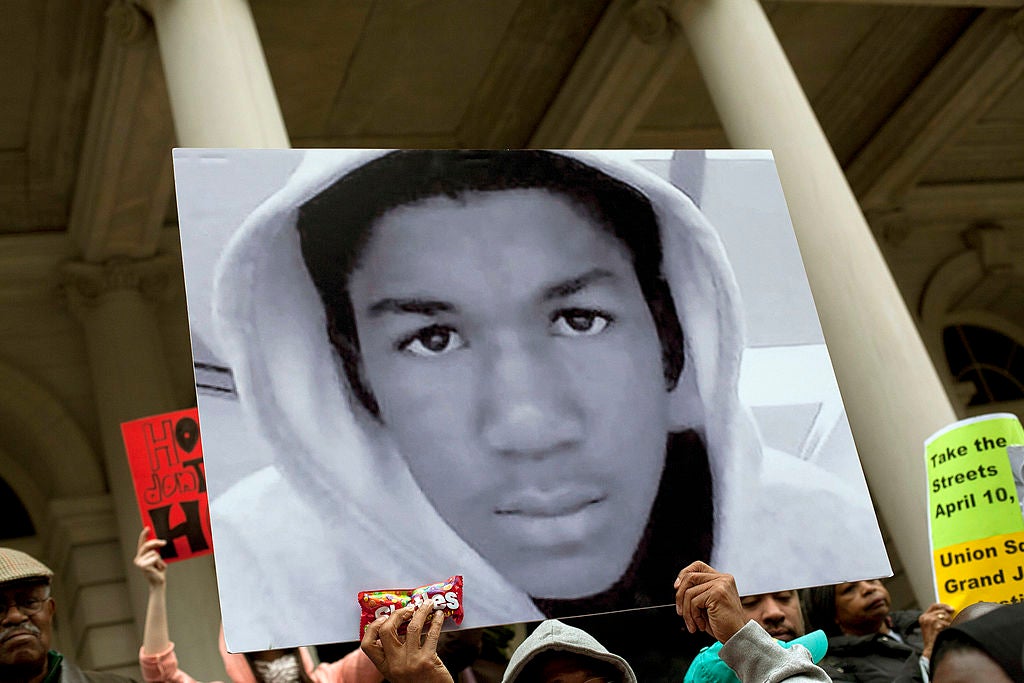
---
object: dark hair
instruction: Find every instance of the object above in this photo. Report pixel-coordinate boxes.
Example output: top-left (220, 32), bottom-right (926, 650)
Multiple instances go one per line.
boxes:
top-left (297, 150), bottom-right (684, 416)
top-left (801, 585), bottom-right (841, 637)
top-left (930, 603), bottom-right (1024, 681)
top-left (929, 633), bottom-right (985, 675)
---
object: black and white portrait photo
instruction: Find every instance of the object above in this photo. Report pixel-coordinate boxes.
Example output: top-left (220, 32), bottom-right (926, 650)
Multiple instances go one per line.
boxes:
top-left (172, 149), bottom-right (890, 650)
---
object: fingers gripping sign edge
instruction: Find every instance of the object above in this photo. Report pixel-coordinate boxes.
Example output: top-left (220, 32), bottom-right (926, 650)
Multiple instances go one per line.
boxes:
top-left (674, 562), bottom-right (745, 641)
top-left (674, 561), bottom-right (726, 625)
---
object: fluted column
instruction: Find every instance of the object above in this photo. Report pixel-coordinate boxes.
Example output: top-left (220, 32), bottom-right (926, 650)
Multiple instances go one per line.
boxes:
top-left (115, 0), bottom-right (286, 672)
top-left (62, 257), bottom-right (179, 566)
top-left (142, 0), bottom-right (289, 147)
top-left (678, 0), bottom-right (958, 604)
top-left (62, 257), bottom-right (222, 679)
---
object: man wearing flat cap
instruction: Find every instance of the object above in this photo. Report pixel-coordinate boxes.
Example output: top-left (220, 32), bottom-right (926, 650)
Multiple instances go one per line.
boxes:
top-left (0, 548), bottom-right (135, 683)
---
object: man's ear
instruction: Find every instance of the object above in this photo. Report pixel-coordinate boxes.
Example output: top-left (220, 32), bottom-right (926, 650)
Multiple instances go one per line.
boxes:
top-left (38, 594), bottom-right (57, 634)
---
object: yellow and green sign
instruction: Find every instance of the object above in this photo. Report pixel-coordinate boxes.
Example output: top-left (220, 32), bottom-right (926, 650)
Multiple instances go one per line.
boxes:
top-left (925, 413), bottom-right (1024, 610)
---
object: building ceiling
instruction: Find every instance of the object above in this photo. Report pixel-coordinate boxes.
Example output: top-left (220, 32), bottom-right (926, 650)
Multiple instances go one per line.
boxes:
top-left (1, 1), bottom-right (1022, 231)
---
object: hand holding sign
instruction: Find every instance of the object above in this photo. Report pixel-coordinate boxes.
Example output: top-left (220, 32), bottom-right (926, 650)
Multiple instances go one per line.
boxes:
top-left (917, 602), bottom-right (954, 658)
top-left (134, 528), bottom-right (168, 587)
top-left (673, 561), bottom-right (748, 644)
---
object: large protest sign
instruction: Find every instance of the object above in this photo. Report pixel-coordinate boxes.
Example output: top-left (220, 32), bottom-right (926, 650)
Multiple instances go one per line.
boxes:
top-left (172, 149), bottom-right (889, 649)
top-left (121, 407), bottom-right (212, 562)
top-left (926, 413), bottom-right (1024, 609)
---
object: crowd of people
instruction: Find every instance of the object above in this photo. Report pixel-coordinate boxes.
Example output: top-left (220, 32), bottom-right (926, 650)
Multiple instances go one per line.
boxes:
top-left (2, 150), bottom-right (1020, 683)
top-left (3, 539), bottom-right (1023, 683)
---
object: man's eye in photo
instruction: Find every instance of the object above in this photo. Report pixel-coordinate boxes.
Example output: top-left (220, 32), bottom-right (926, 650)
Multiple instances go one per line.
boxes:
top-left (398, 325), bottom-right (466, 357)
top-left (550, 308), bottom-right (613, 337)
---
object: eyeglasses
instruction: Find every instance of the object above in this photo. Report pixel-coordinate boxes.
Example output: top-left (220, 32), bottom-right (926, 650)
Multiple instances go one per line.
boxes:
top-left (1, 592), bottom-right (51, 617)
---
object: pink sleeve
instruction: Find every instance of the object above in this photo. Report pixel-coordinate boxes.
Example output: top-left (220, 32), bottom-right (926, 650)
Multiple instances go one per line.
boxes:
top-left (310, 649), bottom-right (383, 683)
top-left (138, 643), bottom-right (205, 683)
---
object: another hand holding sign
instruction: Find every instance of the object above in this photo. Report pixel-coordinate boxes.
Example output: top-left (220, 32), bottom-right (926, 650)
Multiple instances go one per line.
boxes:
top-left (134, 528), bottom-right (168, 587)
top-left (134, 527), bottom-right (173, 656)
top-left (918, 602), bottom-right (954, 659)
top-left (674, 561), bottom-right (748, 643)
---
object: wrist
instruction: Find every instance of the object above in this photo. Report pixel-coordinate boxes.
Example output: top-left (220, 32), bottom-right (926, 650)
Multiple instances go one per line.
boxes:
top-left (719, 617), bottom-right (747, 643)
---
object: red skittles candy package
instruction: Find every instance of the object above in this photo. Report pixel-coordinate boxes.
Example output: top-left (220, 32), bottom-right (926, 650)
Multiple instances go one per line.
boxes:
top-left (358, 575), bottom-right (464, 638)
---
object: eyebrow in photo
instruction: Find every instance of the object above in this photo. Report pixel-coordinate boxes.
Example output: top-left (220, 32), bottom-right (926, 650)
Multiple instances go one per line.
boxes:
top-left (366, 268), bottom-right (618, 319)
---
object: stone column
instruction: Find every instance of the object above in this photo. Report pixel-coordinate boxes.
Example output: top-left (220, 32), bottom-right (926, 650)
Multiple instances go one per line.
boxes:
top-left (92, 0), bottom-right (287, 673)
top-left (678, 0), bottom-right (958, 604)
top-left (143, 0), bottom-right (289, 148)
top-left (62, 257), bottom-right (223, 679)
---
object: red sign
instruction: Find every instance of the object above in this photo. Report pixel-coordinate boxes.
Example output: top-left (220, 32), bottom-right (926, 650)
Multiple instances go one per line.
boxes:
top-left (121, 408), bottom-right (212, 563)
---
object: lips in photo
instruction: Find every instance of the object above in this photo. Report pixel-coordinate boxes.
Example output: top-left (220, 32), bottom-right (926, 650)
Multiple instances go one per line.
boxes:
top-left (495, 486), bottom-right (606, 518)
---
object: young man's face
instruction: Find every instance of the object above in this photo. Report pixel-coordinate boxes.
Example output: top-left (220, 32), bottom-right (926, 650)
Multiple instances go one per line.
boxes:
top-left (348, 188), bottom-right (671, 598)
